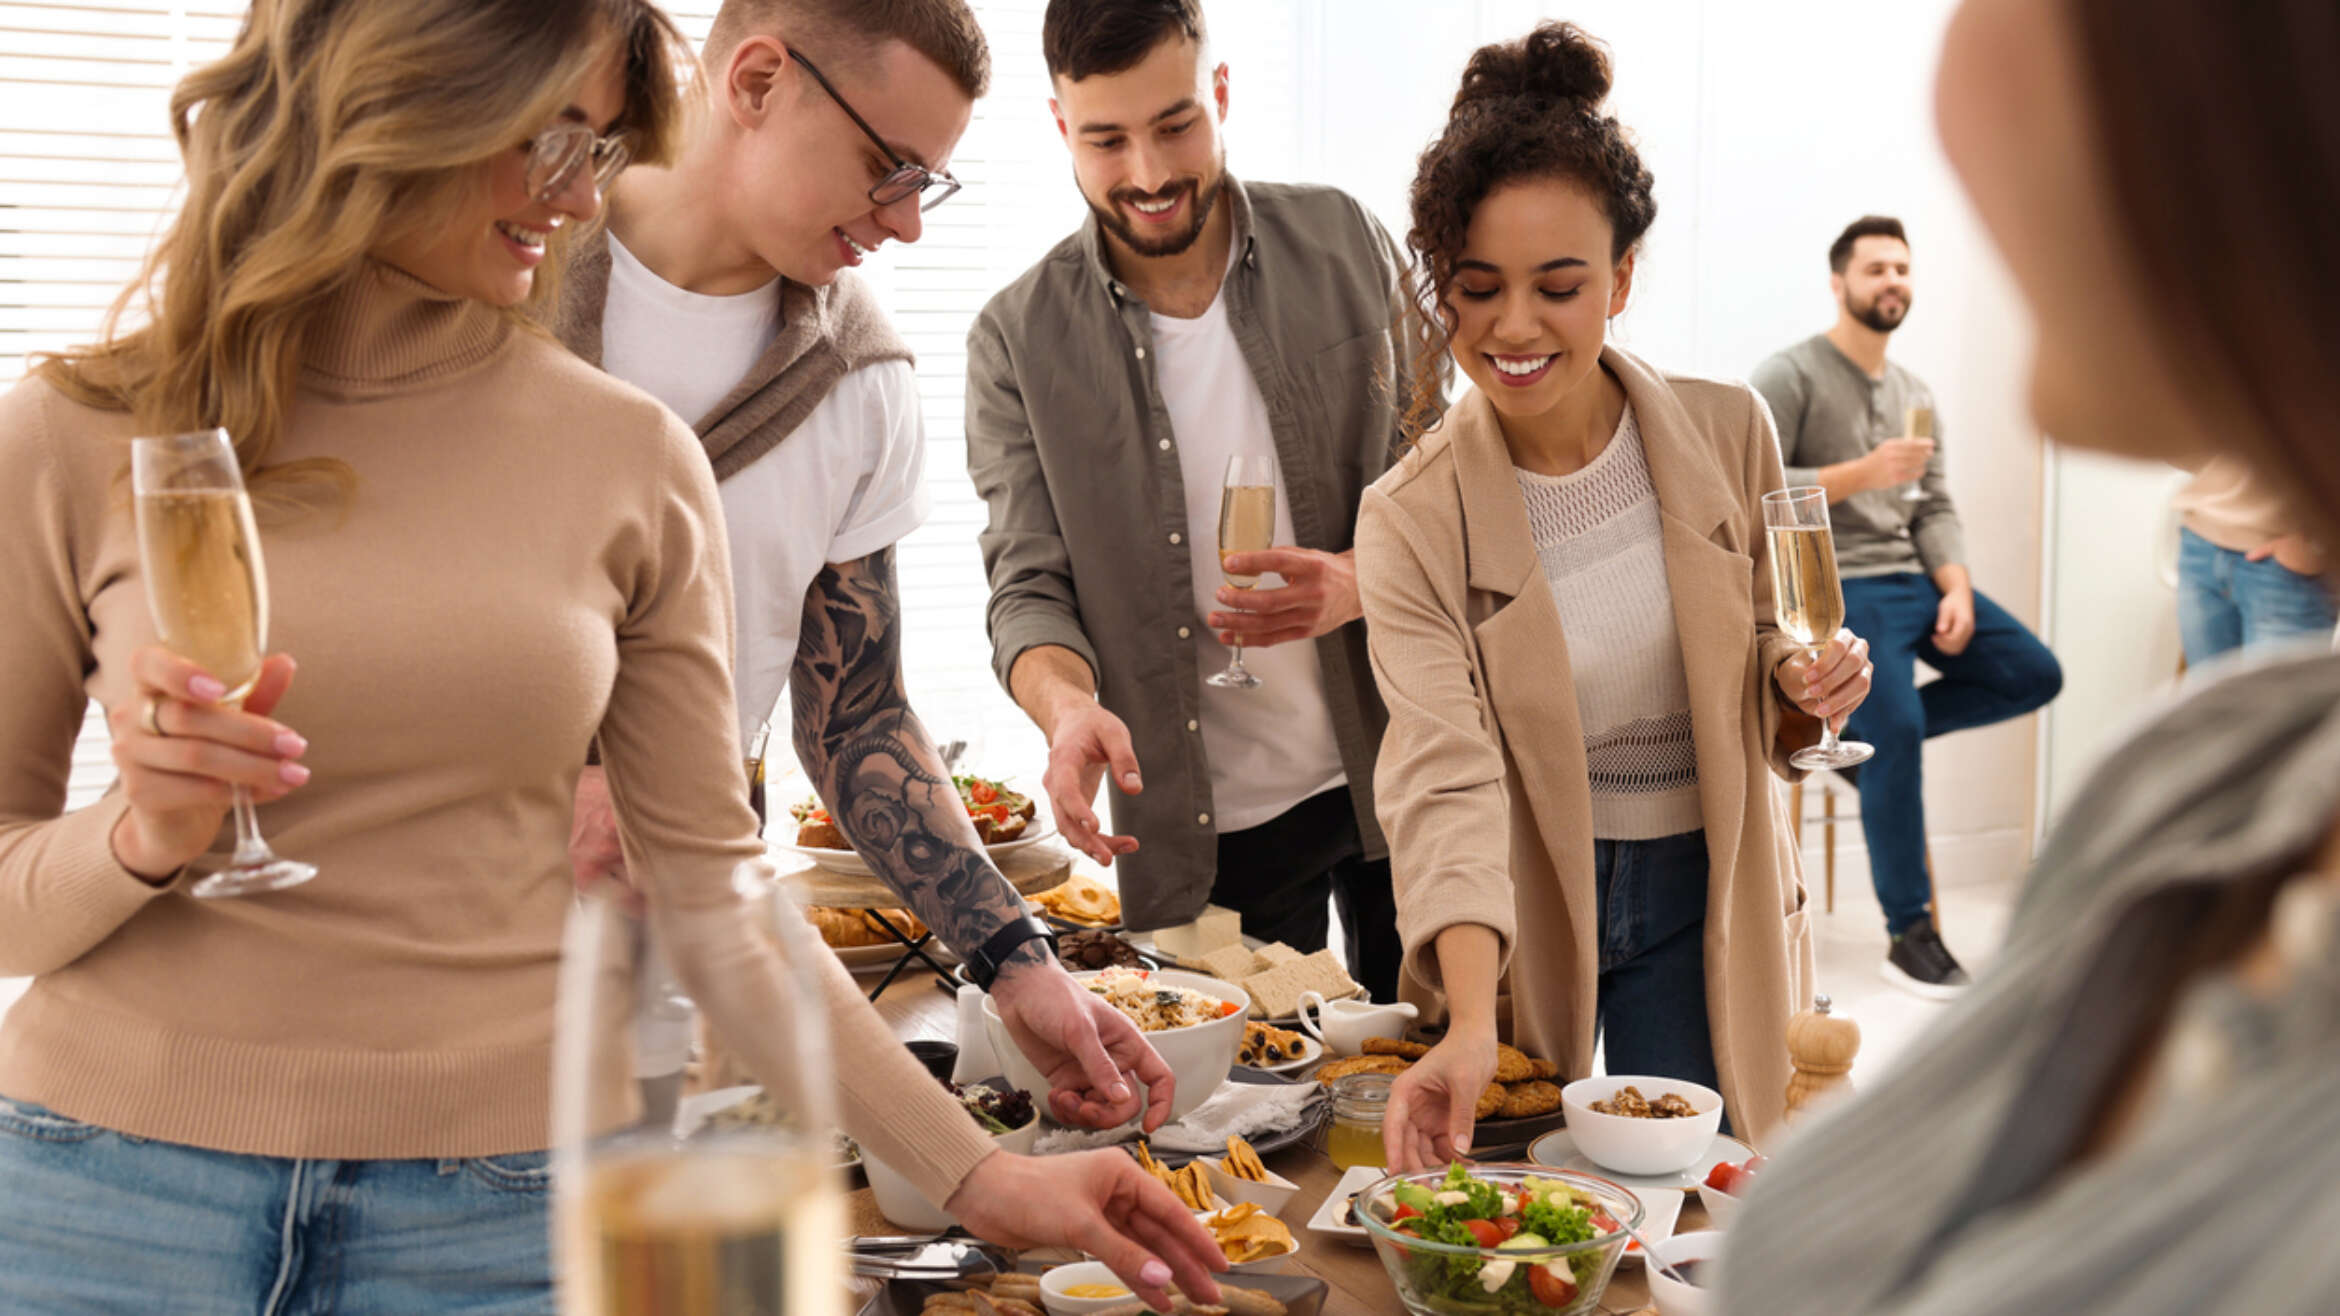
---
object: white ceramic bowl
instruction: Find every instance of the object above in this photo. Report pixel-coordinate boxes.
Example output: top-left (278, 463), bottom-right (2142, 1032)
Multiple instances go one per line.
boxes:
top-left (983, 969), bottom-right (1246, 1126)
top-left (864, 1104), bottom-right (1038, 1229)
top-left (1694, 1179), bottom-right (1743, 1230)
top-left (1202, 1155), bottom-right (1301, 1218)
top-left (1645, 1229), bottom-right (1725, 1316)
top-left (1038, 1261), bottom-right (1143, 1316)
top-left (1558, 1076), bottom-right (1725, 1177)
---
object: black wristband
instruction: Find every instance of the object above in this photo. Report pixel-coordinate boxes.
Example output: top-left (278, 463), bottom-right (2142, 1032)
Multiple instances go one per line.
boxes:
top-left (966, 913), bottom-right (1058, 993)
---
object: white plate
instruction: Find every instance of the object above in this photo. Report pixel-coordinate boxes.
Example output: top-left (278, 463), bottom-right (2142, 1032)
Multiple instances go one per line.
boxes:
top-left (674, 1084), bottom-right (860, 1167)
top-left (1525, 1129), bottom-right (1757, 1193)
top-left (1303, 1164), bottom-right (1389, 1250)
top-left (788, 823), bottom-right (1057, 877)
top-left (1249, 1035), bottom-right (1325, 1076)
top-left (1613, 1181), bottom-right (1684, 1267)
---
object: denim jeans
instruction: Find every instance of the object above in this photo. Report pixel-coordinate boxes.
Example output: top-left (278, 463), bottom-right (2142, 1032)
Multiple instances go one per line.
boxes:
top-left (1593, 829), bottom-right (1720, 1098)
top-left (1840, 573), bottom-right (2064, 934)
top-left (0, 1095), bottom-right (555, 1314)
top-left (2176, 527), bottom-right (2339, 665)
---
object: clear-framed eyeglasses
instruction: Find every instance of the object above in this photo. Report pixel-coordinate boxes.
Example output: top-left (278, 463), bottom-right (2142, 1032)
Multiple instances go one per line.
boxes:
top-left (788, 46), bottom-right (963, 213)
top-left (523, 120), bottom-right (631, 205)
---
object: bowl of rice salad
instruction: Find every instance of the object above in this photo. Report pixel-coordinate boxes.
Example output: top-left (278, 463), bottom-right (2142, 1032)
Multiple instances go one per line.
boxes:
top-left (982, 967), bottom-right (1250, 1126)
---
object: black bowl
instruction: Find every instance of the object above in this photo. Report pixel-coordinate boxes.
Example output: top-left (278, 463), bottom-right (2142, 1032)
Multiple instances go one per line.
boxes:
top-left (906, 1040), bottom-right (959, 1083)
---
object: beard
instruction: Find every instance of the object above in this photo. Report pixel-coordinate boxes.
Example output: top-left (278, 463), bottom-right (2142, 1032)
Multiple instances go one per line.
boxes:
top-left (1848, 287), bottom-right (1912, 334)
top-left (1086, 163), bottom-right (1227, 259)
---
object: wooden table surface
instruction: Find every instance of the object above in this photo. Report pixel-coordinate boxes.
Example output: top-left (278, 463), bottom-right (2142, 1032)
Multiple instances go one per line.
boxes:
top-left (850, 970), bottom-right (1696, 1316)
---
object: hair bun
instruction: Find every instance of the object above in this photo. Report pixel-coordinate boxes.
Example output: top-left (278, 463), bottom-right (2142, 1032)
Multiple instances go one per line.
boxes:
top-left (1452, 21), bottom-right (1613, 113)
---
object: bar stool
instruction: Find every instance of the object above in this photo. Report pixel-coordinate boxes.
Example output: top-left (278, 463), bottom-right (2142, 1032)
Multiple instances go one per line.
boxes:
top-left (1786, 769), bottom-right (1935, 916)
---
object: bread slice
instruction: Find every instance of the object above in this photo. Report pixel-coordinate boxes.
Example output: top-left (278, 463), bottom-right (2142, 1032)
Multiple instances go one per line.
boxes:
top-left (1195, 943), bottom-right (1263, 983)
top-left (1240, 949), bottom-right (1358, 1020)
top-left (1252, 942), bottom-right (1304, 967)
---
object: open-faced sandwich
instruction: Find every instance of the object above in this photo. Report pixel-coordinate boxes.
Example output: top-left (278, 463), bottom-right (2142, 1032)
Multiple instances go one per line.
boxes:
top-left (787, 774), bottom-right (1038, 850)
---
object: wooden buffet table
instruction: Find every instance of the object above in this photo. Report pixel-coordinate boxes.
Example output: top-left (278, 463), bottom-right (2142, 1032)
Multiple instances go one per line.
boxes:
top-left (847, 968), bottom-right (1699, 1316)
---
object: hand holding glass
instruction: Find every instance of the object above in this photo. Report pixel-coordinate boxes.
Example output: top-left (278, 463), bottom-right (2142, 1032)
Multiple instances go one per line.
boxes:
top-left (1762, 487), bottom-right (1875, 771)
top-left (1900, 406), bottom-right (1934, 501)
top-left (1208, 455), bottom-right (1277, 690)
top-left (131, 428), bottom-right (317, 898)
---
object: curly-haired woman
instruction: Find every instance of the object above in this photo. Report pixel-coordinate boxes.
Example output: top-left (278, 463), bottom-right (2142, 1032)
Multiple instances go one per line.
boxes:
top-left (1364, 22), bottom-right (1873, 1169)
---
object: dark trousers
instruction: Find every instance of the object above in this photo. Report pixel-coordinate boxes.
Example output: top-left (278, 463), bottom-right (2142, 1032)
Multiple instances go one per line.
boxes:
top-left (1208, 787), bottom-right (1403, 1002)
top-left (1595, 829), bottom-right (1720, 1102)
top-left (1840, 573), bottom-right (2063, 934)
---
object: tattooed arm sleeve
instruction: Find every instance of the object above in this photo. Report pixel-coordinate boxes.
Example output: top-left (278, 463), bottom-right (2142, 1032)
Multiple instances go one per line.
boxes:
top-left (790, 547), bottom-right (1049, 973)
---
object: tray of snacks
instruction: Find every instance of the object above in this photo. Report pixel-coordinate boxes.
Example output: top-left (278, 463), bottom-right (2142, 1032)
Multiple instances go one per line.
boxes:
top-left (787, 775), bottom-right (1056, 877)
top-left (852, 1262), bottom-right (1324, 1316)
top-left (805, 906), bottom-right (961, 970)
top-left (1028, 872), bottom-right (1122, 929)
top-left (1126, 905), bottom-right (1365, 1023)
top-left (1313, 1038), bottom-right (1571, 1151)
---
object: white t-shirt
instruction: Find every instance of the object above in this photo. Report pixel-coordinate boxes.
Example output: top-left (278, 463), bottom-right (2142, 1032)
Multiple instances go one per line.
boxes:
top-left (600, 234), bottom-right (931, 743)
top-left (1149, 282), bottom-right (1348, 834)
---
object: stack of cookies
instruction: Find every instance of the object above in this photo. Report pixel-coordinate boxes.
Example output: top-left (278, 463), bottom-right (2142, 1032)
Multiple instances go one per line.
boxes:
top-left (1315, 1038), bottom-right (1564, 1121)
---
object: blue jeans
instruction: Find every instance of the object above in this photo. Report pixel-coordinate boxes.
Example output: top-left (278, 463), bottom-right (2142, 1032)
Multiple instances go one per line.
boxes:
top-left (0, 1096), bottom-right (554, 1313)
top-left (1594, 829), bottom-right (1720, 1099)
top-left (2176, 527), bottom-right (2338, 664)
top-left (1840, 574), bottom-right (2063, 935)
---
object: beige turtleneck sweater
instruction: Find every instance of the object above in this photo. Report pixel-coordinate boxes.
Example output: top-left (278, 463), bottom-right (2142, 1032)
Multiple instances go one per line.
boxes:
top-left (0, 263), bottom-right (992, 1200)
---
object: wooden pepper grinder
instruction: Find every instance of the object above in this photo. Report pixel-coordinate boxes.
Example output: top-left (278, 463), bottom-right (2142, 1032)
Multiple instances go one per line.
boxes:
top-left (1784, 993), bottom-right (1860, 1119)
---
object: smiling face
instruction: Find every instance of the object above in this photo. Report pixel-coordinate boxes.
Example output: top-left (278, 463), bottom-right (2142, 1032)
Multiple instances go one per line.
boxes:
top-left (1050, 35), bottom-right (1228, 259)
top-left (372, 45), bottom-right (627, 307)
top-left (1833, 235), bottom-right (1914, 334)
top-left (720, 36), bottom-right (974, 286)
top-left (1443, 178), bottom-right (1634, 423)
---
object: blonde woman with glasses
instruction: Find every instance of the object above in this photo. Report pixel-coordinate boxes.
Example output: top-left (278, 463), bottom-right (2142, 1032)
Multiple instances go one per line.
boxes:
top-left (0, 0), bottom-right (1223, 1308)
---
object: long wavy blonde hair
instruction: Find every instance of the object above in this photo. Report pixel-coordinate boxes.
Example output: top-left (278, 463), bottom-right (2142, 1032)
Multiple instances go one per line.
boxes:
top-left (36, 0), bottom-right (697, 500)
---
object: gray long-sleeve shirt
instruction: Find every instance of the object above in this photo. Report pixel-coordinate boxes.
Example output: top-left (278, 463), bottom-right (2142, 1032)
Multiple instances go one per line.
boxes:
top-left (1750, 334), bottom-right (1966, 577)
top-left (964, 177), bottom-right (1435, 929)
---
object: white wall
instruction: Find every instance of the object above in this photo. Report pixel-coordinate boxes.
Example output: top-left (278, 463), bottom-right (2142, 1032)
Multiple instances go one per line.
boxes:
top-left (1290, 0), bottom-right (2047, 896)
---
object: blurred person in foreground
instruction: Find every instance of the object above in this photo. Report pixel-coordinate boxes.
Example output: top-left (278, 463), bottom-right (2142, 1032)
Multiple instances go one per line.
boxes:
top-left (1723, 2), bottom-right (2340, 1312)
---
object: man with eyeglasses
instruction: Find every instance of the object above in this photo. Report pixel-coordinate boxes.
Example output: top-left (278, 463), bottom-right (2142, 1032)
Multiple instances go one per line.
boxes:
top-left (552, 1), bottom-right (1176, 1157)
top-left (964, 0), bottom-right (1437, 1003)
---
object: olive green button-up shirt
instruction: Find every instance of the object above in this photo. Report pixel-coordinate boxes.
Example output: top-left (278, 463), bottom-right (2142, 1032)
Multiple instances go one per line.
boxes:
top-left (964, 177), bottom-right (1434, 929)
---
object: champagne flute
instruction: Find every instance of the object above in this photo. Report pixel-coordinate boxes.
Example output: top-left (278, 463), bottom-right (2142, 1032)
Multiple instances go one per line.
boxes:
top-left (744, 722), bottom-right (771, 839)
top-left (131, 428), bottom-right (317, 898)
top-left (1900, 405), bottom-right (1934, 502)
top-left (1207, 454), bottom-right (1277, 691)
top-left (555, 861), bottom-right (846, 1315)
top-left (1761, 487), bottom-right (1875, 771)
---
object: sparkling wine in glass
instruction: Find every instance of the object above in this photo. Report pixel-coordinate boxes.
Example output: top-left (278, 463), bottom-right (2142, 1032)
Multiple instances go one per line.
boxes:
top-left (556, 862), bottom-right (846, 1315)
top-left (1208, 454), bottom-right (1277, 691)
top-left (131, 428), bottom-right (317, 898)
top-left (1762, 487), bottom-right (1874, 771)
top-left (744, 722), bottom-right (771, 839)
top-left (1900, 405), bottom-right (1934, 502)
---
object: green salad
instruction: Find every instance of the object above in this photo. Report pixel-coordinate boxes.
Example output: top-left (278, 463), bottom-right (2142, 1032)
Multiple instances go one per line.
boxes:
top-left (1372, 1165), bottom-right (1620, 1314)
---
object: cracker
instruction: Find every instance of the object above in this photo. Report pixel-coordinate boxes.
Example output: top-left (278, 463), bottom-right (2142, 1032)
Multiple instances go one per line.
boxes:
top-left (1492, 1043), bottom-right (1537, 1084)
top-left (1473, 1082), bottom-right (1506, 1121)
top-left (1314, 1054), bottom-right (1410, 1085)
top-left (1361, 1037), bottom-right (1430, 1059)
top-left (1524, 1058), bottom-right (1559, 1080)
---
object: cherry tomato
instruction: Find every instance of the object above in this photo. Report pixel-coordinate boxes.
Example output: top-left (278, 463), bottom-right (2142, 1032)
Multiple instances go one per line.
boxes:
top-left (1528, 1264), bottom-right (1578, 1308)
top-left (970, 780), bottom-right (998, 804)
top-left (1589, 1210), bottom-right (1619, 1233)
top-left (1704, 1162), bottom-right (1743, 1196)
top-left (1493, 1216), bottom-right (1522, 1242)
top-left (1743, 1153), bottom-right (1769, 1176)
top-left (989, 803), bottom-right (1012, 822)
top-left (1392, 1204), bottom-right (1421, 1223)
top-left (1462, 1219), bottom-right (1505, 1249)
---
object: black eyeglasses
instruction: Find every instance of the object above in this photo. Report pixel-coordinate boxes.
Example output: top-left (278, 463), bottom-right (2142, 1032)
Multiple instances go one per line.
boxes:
top-left (788, 46), bottom-right (962, 213)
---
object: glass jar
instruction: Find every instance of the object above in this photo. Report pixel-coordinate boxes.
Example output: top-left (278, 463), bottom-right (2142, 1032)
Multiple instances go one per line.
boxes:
top-left (1324, 1072), bottom-right (1393, 1170)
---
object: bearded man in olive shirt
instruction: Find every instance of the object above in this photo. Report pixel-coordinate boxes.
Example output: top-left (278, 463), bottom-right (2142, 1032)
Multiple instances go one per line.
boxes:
top-left (964, 0), bottom-right (1433, 999)
top-left (1751, 215), bottom-right (2062, 1000)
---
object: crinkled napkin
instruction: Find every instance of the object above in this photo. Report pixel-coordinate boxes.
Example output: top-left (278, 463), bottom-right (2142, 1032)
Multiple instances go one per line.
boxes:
top-left (1033, 1079), bottom-right (1325, 1157)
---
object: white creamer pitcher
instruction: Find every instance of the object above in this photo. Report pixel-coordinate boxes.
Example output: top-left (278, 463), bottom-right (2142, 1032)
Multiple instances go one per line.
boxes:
top-left (1295, 992), bottom-right (1418, 1057)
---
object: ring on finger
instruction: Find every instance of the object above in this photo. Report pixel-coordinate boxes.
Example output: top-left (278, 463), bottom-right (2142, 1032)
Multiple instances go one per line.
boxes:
top-left (140, 695), bottom-right (168, 738)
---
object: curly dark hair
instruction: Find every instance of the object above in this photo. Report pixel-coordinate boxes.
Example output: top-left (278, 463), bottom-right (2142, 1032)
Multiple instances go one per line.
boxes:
top-left (1400, 22), bottom-right (1657, 444)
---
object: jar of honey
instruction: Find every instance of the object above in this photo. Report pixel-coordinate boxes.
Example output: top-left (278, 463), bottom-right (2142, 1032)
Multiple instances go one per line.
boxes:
top-left (1324, 1072), bottom-right (1393, 1170)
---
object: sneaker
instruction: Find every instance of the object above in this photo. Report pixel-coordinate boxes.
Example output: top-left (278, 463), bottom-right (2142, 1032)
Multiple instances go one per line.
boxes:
top-left (1880, 916), bottom-right (1971, 1000)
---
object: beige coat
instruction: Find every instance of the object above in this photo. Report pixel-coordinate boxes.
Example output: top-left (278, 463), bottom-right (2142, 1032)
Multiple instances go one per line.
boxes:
top-left (1356, 346), bottom-right (1817, 1143)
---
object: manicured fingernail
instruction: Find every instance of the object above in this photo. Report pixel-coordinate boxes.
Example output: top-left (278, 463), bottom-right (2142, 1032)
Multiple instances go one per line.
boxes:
top-left (1139, 1261), bottom-right (1172, 1288)
top-left (189, 675), bottom-right (227, 702)
top-left (274, 731), bottom-right (308, 757)
top-left (278, 762), bottom-right (311, 786)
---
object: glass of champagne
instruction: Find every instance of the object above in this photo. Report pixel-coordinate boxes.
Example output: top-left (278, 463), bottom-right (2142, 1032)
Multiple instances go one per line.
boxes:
top-left (131, 428), bottom-right (317, 898)
top-left (744, 722), bottom-right (771, 839)
top-left (1762, 487), bottom-right (1875, 771)
top-left (1900, 405), bottom-right (1934, 502)
top-left (555, 861), bottom-right (846, 1316)
top-left (1207, 454), bottom-right (1278, 690)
